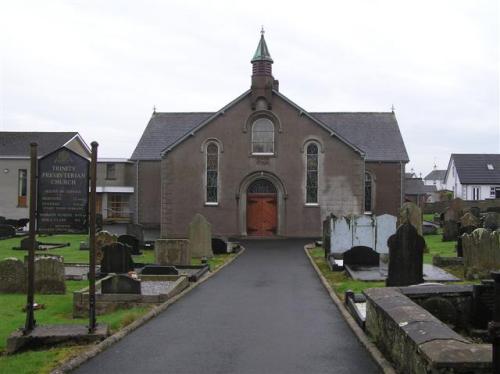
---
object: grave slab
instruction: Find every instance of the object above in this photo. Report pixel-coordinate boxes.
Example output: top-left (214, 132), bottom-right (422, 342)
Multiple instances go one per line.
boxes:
top-left (345, 264), bottom-right (459, 282)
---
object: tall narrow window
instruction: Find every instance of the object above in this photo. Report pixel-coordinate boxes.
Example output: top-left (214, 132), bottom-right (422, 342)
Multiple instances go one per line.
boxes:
top-left (206, 143), bottom-right (219, 203)
top-left (18, 169), bottom-right (27, 207)
top-left (365, 173), bottom-right (372, 212)
top-left (472, 187), bottom-right (480, 200)
top-left (306, 143), bottom-right (318, 204)
top-left (252, 118), bottom-right (274, 154)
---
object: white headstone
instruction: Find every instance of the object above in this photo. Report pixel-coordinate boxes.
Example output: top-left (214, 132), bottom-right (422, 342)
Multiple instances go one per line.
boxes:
top-left (331, 216), bottom-right (352, 253)
top-left (375, 214), bottom-right (397, 254)
top-left (352, 215), bottom-right (375, 248)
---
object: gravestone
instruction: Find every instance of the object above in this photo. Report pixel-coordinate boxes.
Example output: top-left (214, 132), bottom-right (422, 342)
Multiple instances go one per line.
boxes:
top-left (469, 207), bottom-right (481, 218)
top-left (155, 239), bottom-right (190, 265)
top-left (188, 214), bottom-right (213, 258)
top-left (141, 265), bottom-right (179, 275)
top-left (126, 223), bottom-right (144, 244)
top-left (118, 234), bottom-right (141, 255)
top-left (100, 242), bottom-right (135, 274)
top-left (386, 223), bottom-right (425, 287)
top-left (331, 216), bottom-right (352, 253)
top-left (322, 217), bottom-right (331, 258)
top-left (343, 246), bottom-right (380, 267)
top-left (0, 258), bottom-right (25, 293)
top-left (460, 212), bottom-right (480, 228)
top-left (399, 202), bottom-right (422, 236)
top-left (101, 274), bottom-right (141, 294)
top-left (34, 255), bottom-right (66, 294)
top-left (483, 212), bottom-right (500, 231)
top-left (375, 214), bottom-right (397, 254)
top-left (457, 212), bottom-right (481, 256)
top-left (449, 198), bottom-right (464, 217)
top-left (96, 231), bottom-right (118, 263)
top-left (20, 237), bottom-right (39, 250)
top-left (462, 229), bottom-right (500, 279)
top-left (0, 224), bottom-right (16, 239)
top-left (422, 221), bottom-right (438, 235)
top-left (212, 238), bottom-right (228, 254)
top-left (442, 219), bottom-right (460, 242)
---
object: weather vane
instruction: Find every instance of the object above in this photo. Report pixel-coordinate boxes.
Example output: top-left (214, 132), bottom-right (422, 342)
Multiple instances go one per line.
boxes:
top-left (153, 105), bottom-right (156, 114)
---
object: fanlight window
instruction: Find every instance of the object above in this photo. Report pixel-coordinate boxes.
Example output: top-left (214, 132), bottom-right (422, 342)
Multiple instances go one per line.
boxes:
top-left (306, 143), bottom-right (318, 204)
top-left (248, 179), bottom-right (276, 194)
top-left (365, 172), bottom-right (372, 212)
top-left (251, 118), bottom-right (274, 154)
top-left (206, 143), bottom-right (219, 203)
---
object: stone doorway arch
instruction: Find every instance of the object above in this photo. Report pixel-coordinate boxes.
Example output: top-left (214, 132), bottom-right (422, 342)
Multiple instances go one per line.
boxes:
top-left (237, 171), bottom-right (286, 236)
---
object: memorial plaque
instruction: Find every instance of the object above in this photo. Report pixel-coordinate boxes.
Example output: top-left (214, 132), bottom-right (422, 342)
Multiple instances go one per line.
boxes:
top-left (37, 147), bottom-right (89, 234)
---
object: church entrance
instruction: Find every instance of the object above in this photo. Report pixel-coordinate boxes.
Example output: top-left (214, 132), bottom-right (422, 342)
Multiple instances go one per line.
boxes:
top-left (246, 179), bottom-right (277, 236)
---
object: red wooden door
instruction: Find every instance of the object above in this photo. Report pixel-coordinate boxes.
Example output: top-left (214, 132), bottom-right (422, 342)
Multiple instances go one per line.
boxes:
top-left (247, 193), bottom-right (277, 236)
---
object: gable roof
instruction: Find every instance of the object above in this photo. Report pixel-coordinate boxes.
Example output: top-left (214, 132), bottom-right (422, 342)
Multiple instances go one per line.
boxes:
top-left (405, 177), bottom-right (436, 195)
top-left (424, 169), bottom-right (446, 181)
top-left (131, 92), bottom-right (409, 162)
top-left (0, 132), bottom-right (83, 158)
top-left (310, 112), bottom-right (409, 162)
top-left (449, 154), bottom-right (500, 184)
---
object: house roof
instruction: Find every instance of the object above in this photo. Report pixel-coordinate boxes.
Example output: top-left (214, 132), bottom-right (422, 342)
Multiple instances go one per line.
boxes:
top-left (424, 169), bottom-right (446, 181)
top-left (405, 177), bottom-right (435, 195)
top-left (0, 132), bottom-right (81, 158)
top-left (131, 107), bottom-right (409, 162)
top-left (449, 154), bottom-right (500, 184)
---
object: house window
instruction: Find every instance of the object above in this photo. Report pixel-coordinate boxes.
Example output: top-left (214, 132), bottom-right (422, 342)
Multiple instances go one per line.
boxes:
top-left (365, 172), bottom-right (373, 212)
top-left (107, 194), bottom-right (130, 219)
top-left (306, 143), bottom-right (318, 204)
top-left (251, 118), bottom-right (274, 154)
top-left (472, 187), bottom-right (480, 200)
top-left (491, 187), bottom-right (496, 198)
top-left (462, 186), bottom-right (467, 199)
top-left (18, 169), bottom-right (27, 207)
top-left (106, 163), bottom-right (116, 179)
top-left (206, 143), bottom-right (219, 203)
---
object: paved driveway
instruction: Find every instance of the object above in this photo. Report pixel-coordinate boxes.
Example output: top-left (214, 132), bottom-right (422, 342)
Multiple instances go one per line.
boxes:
top-left (74, 239), bottom-right (380, 374)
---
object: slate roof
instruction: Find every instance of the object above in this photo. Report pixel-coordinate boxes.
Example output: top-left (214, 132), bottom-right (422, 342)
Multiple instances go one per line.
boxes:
top-left (0, 132), bottom-right (80, 157)
top-left (450, 154), bottom-right (500, 184)
top-left (311, 112), bottom-right (409, 162)
top-left (131, 109), bottom-right (409, 162)
top-left (424, 169), bottom-right (446, 181)
top-left (405, 178), bottom-right (435, 195)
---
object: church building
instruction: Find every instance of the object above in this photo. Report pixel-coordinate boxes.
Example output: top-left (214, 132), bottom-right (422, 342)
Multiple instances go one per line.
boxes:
top-left (131, 33), bottom-right (409, 238)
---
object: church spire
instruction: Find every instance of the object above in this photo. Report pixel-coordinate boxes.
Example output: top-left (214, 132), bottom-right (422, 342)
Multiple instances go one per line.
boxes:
top-left (250, 28), bottom-right (278, 110)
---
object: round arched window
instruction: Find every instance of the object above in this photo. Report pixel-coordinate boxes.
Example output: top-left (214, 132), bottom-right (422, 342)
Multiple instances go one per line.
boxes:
top-left (251, 118), bottom-right (274, 154)
top-left (306, 143), bottom-right (319, 204)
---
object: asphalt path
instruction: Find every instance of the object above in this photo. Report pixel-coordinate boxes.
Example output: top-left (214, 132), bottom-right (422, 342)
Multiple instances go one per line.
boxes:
top-left (74, 239), bottom-right (380, 374)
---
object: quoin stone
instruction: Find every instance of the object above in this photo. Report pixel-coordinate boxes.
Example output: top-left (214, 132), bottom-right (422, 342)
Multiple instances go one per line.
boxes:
top-left (188, 214), bottom-right (213, 258)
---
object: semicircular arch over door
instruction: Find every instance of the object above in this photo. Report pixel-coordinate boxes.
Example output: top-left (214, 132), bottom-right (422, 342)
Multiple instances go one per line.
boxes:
top-left (246, 179), bottom-right (277, 236)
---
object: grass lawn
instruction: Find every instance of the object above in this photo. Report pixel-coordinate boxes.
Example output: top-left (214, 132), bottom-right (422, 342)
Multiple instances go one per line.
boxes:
top-left (423, 234), bottom-right (456, 264)
top-left (0, 235), bottom-right (238, 373)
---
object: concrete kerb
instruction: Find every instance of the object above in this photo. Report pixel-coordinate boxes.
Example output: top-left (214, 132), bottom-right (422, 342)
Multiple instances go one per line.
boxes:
top-left (50, 247), bottom-right (246, 374)
top-left (303, 244), bottom-right (396, 374)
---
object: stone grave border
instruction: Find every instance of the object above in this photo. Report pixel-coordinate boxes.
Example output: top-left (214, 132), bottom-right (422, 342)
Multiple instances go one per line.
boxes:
top-left (50, 246), bottom-right (246, 374)
top-left (303, 244), bottom-right (396, 374)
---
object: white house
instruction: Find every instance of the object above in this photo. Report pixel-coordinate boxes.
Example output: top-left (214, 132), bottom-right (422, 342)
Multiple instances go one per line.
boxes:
top-left (444, 154), bottom-right (500, 201)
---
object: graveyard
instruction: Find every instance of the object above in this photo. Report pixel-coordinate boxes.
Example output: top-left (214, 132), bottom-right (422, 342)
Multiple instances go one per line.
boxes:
top-left (0, 232), bottom-right (239, 373)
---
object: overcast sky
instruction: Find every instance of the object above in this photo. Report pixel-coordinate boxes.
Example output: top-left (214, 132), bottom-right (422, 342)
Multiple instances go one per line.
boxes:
top-left (1, 0), bottom-right (498, 176)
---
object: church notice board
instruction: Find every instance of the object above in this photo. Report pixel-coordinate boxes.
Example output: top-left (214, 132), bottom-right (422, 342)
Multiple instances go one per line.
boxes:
top-left (37, 147), bottom-right (90, 234)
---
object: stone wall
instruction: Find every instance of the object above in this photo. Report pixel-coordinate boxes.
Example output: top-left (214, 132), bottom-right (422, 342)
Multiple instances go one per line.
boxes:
top-left (424, 199), bottom-right (500, 214)
top-left (364, 287), bottom-right (491, 373)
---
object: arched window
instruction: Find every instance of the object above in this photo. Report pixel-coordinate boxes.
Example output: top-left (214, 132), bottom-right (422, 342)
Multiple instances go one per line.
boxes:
top-left (251, 118), bottom-right (274, 154)
top-left (365, 172), bottom-right (373, 212)
top-left (306, 143), bottom-right (319, 204)
top-left (206, 143), bottom-right (219, 203)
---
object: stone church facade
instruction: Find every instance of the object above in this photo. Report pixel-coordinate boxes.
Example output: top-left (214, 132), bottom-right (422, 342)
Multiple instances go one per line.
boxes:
top-left (131, 34), bottom-right (409, 238)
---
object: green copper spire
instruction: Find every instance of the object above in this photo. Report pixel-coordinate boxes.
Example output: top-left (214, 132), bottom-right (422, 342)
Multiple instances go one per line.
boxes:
top-left (251, 27), bottom-right (273, 63)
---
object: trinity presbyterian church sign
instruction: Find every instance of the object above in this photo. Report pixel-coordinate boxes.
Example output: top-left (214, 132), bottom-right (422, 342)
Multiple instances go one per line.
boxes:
top-left (37, 147), bottom-right (90, 234)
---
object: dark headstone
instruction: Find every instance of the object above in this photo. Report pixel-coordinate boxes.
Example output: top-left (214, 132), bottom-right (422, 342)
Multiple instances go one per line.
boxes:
top-left (472, 281), bottom-right (494, 329)
top-left (322, 217), bottom-right (331, 258)
top-left (212, 238), bottom-right (227, 254)
top-left (386, 223), bottom-right (425, 287)
top-left (469, 207), bottom-right (481, 218)
top-left (126, 223), bottom-right (144, 244)
top-left (484, 212), bottom-right (500, 231)
top-left (100, 242), bottom-right (135, 274)
top-left (140, 265), bottom-right (179, 275)
top-left (442, 220), bottom-right (459, 241)
top-left (343, 246), bottom-right (380, 266)
top-left (0, 224), bottom-right (16, 239)
top-left (20, 237), bottom-right (39, 250)
top-left (101, 274), bottom-right (141, 294)
top-left (117, 234), bottom-right (141, 255)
